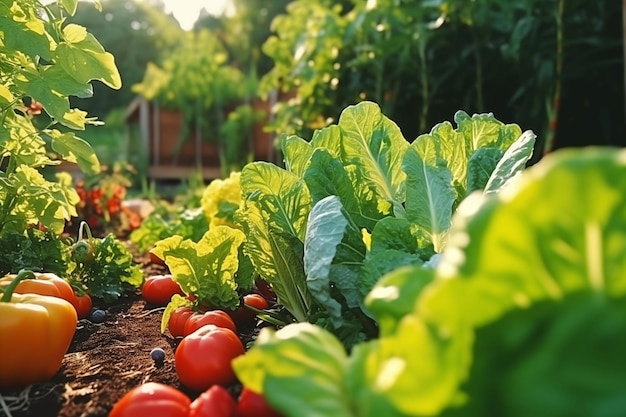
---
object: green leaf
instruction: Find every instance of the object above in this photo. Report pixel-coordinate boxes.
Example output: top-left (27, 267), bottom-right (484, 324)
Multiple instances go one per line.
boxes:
top-left (403, 142), bottom-right (456, 252)
top-left (345, 314), bottom-right (473, 417)
top-left (49, 130), bottom-right (100, 175)
top-left (304, 149), bottom-right (380, 230)
top-left (466, 148), bottom-right (505, 194)
top-left (359, 250), bottom-right (424, 301)
top-left (58, 0), bottom-right (79, 15)
top-left (454, 110), bottom-right (522, 151)
top-left (233, 323), bottom-right (355, 417)
top-left (41, 64), bottom-right (94, 99)
top-left (369, 217), bottom-right (422, 255)
top-left (281, 134), bottom-right (315, 177)
top-left (484, 130), bottom-right (536, 194)
top-left (0, 14), bottom-right (51, 60)
top-left (425, 147), bottom-right (626, 328)
top-left (56, 24), bottom-right (122, 90)
top-left (304, 196), bottom-right (350, 324)
top-left (337, 102), bottom-right (409, 215)
top-left (154, 226), bottom-right (245, 310)
top-left (266, 229), bottom-right (311, 322)
top-left (365, 265), bottom-right (435, 335)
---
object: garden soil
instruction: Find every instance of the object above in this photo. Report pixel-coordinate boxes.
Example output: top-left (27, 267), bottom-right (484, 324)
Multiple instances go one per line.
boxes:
top-left (0, 244), bottom-right (257, 417)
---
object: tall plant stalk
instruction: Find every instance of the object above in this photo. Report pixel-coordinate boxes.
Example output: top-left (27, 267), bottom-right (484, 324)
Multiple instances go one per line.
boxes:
top-left (543, 0), bottom-right (564, 155)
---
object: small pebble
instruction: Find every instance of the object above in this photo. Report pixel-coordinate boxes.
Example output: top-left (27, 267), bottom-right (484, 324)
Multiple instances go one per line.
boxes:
top-left (150, 347), bottom-right (166, 364)
top-left (90, 309), bottom-right (106, 323)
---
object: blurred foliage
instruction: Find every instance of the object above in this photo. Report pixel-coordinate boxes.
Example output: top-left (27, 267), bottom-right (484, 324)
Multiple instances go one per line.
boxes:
top-left (261, 0), bottom-right (624, 152)
top-left (67, 0), bottom-right (624, 166)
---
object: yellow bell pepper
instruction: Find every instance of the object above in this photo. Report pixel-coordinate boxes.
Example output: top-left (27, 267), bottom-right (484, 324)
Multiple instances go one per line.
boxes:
top-left (0, 270), bottom-right (77, 388)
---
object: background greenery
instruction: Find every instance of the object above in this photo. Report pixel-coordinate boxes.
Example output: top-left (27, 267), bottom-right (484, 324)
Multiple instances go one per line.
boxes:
top-left (67, 0), bottom-right (624, 173)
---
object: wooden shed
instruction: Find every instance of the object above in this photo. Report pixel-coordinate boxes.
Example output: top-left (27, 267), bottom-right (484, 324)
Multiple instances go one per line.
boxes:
top-left (124, 97), bottom-right (278, 181)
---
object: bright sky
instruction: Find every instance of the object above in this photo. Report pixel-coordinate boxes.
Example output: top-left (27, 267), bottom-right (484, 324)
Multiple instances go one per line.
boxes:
top-left (41, 0), bottom-right (235, 31)
top-left (154, 0), bottom-right (235, 30)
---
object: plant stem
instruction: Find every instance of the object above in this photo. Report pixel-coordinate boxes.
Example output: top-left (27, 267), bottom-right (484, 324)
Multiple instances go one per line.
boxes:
top-left (0, 269), bottom-right (36, 302)
top-left (543, 0), bottom-right (564, 155)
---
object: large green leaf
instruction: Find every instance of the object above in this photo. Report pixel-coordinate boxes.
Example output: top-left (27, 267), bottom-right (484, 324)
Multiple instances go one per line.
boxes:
top-left (403, 141), bottom-right (456, 252)
top-left (454, 110), bottom-right (522, 151)
top-left (484, 130), bottom-right (536, 194)
top-left (304, 149), bottom-right (380, 230)
top-left (233, 323), bottom-right (355, 417)
top-left (425, 147), bottom-right (626, 328)
top-left (304, 196), bottom-right (349, 323)
top-left (49, 130), bottom-right (100, 175)
top-left (337, 102), bottom-right (409, 214)
top-left (240, 162), bottom-right (313, 320)
top-left (0, 12), bottom-right (51, 60)
top-left (466, 148), bottom-right (505, 194)
top-left (55, 24), bottom-right (121, 90)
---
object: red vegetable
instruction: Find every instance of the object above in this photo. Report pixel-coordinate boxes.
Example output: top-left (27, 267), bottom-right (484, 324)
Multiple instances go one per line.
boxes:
top-left (189, 385), bottom-right (237, 417)
top-left (254, 277), bottom-right (277, 303)
top-left (71, 292), bottom-right (93, 319)
top-left (237, 387), bottom-right (284, 417)
top-left (229, 293), bottom-right (270, 326)
top-left (142, 274), bottom-right (184, 306)
top-left (109, 382), bottom-right (190, 417)
top-left (184, 310), bottom-right (237, 336)
top-left (168, 306), bottom-right (194, 338)
top-left (175, 324), bottom-right (244, 391)
top-left (149, 251), bottom-right (167, 267)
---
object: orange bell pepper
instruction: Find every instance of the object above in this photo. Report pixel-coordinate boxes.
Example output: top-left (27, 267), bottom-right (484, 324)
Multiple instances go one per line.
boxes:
top-left (0, 270), bottom-right (77, 388)
top-left (0, 272), bottom-right (76, 305)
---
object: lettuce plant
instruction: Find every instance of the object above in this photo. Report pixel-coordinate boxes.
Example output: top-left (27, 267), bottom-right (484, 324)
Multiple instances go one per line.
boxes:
top-left (238, 101), bottom-right (534, 343)
top-left (0, 0), bottom-right (121, 233)
top-left (234, 146), bottom-right (626, 417)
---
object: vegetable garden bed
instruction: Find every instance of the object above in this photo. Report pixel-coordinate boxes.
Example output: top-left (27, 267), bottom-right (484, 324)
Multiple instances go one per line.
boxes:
top-left (1, 248), bottom-right (260, 417)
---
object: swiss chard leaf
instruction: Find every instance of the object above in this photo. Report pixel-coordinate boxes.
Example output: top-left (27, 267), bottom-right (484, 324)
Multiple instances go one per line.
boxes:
top-left (403, 142), bottom-right (456, 252)
top-left (466, 148), bottom-right (505, 194)
top-left (484, 130), bottom-right (536, 194)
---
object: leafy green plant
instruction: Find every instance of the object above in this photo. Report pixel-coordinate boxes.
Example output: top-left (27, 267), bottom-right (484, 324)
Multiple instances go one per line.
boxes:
top-left (235, 101), bottom-right (534, 344)
top-left (67, 222), bottom-right (143, 301)
top-left (0, 0), bottom-right (121, 234)
top-left (233, 146), bottom-right (626, 417)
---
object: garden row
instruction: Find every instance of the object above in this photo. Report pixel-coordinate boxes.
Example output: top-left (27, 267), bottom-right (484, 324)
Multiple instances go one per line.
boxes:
top-left (1, 2), bottom-right (625, 417)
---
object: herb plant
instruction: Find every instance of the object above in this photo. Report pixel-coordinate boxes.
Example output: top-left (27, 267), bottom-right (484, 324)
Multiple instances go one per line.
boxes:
top-left (0, 0), bottom-right (121, 234)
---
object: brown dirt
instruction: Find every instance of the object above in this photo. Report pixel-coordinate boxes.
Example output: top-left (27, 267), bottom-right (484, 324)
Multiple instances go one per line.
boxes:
top-left (0, 246), bottom-right (260, 417)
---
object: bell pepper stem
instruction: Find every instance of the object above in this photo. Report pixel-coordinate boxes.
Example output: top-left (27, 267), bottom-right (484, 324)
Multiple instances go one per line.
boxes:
top-left (0, 269), bottom-right (37, 302)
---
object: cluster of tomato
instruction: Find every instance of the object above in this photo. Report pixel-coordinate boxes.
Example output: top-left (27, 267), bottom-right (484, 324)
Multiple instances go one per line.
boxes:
top-left (114, 267), bottom-right (282, 417)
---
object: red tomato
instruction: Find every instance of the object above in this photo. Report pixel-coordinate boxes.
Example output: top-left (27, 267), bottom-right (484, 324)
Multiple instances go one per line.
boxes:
top-left (175, 325), bottom-right (245, 391)
top-left (229, 294), bottom-right (270, 326)
top-left (149, 251), bottom-right (167, 267)
top-left (168, 306), bottom-right (194, 338)
top-left (142, 274), bottom-right (184, 306)
top-left (237, 387), bottom-right (284, 417)
top-left (189, 385), bottom-right (237, 417)
top-left (184, 310), bottom-right (237, 336)
top-left (71, 293), bottom-right (93, 319)
top-left (254, 277), bottom-right (277, 303)
top-left (109, 382), bottom-right (190, 417)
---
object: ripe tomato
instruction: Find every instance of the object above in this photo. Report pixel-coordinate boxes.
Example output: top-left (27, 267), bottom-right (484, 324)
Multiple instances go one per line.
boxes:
top-left (71, 292), bottom-right (93, 319)
top-left (142, 274), bottom-right (184, 306)
top-left (189, 385), bottom-right (237, 417)
top-left (149, 251), bottom-right (167, 267)
top-left (237, 387), bottom-right (284, 417)
top-left (228, 293), bottom-right (270, 326)
top-left (168, 306), bottom-right (194, 338)
top-left (254, 277), bottom-right (277, 303)
top-left (109, 382), bottom-right (190, 417)
top-left (184, 310), bottom-right (237, 336)
top-left (175, 324), bottom-right (244, 391)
